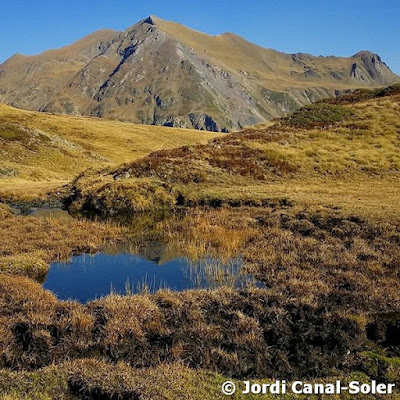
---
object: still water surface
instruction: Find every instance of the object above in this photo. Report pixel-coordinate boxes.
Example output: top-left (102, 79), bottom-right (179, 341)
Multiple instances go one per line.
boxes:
top-left (30, 208), bottom-right (257, 303)
top-left (43, 242), bottom-right (248, 303)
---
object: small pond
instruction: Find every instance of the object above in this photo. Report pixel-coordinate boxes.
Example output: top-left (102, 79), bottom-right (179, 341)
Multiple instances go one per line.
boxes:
top-left (43, 241), bottom-right (253, 303)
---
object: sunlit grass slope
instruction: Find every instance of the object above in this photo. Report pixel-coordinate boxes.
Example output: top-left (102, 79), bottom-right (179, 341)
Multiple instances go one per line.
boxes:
top-left (0, 104), bottom-right (221, 199)
top-left (68, 84), bottom-right (400, 221)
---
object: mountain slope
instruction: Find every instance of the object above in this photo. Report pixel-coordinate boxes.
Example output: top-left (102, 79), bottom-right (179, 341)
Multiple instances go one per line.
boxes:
top-left (1, 16), bottom-right (399, 132)
top-left (0, 104), bottom-right (220, 199)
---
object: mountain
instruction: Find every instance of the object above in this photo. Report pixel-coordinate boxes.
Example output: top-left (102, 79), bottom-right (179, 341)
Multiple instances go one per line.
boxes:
top-left (0, 16), bottom-right (399, 132)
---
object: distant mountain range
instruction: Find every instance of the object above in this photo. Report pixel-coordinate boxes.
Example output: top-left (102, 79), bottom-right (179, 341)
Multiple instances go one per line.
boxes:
top-left (0, 16), bottom-right (399, 131)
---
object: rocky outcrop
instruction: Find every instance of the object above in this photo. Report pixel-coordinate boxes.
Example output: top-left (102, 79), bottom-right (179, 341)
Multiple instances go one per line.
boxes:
top-left (350, 51), bottom-right (395, 84)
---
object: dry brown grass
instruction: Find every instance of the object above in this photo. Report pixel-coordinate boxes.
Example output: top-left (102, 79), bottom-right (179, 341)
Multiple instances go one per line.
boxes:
top-left (160, 208), bottom-right (259, 261)
top-left (0, 273), bottom-right (363, 378)
top-left (158, 206), bottom-right (400, 313)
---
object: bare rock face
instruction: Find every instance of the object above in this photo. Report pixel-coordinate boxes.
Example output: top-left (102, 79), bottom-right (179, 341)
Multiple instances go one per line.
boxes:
top-left (350, 51), bottom-right (394, 84)
top-left (0, 17), bottom-right (399, 132)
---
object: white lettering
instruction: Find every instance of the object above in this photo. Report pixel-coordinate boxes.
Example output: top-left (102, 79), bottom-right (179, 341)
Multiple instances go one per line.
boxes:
top-left (269, 381), bottom-right (279, 394)
top-left (360, 383), bottom-right (371, 394)
top-left (325, 383), bottom-right (335, 394)
top-left (376, 383), bottom-right (387, 394)
top-left (349, 381), bottom-right (360, 394)
top-left (292, 381), bottom-right (303, 394)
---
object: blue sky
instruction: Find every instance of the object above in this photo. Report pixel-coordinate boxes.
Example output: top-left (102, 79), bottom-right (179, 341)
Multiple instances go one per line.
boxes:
top-left (1, 0), bottom-right (399, 73)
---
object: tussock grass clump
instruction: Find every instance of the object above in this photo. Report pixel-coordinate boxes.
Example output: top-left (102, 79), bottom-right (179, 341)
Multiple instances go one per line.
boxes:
top-left (0, 273), bottom-right (363, 378)
top-left (67, 173), bottom-right (175, 216)
top-left (0, 274), bottom-right (58, 369)
top-left (0, 275), bottom-right (97, 370)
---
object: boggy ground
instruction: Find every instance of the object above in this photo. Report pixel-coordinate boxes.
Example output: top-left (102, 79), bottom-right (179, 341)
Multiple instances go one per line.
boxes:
top-left (0, 204), bottom-right (123, 279)
top-left (1, 205), bottom-right (400, 398)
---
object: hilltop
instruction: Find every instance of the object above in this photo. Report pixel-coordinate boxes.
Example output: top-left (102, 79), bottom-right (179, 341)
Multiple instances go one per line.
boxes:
top-left (0, 16), bottom-right (399, 132)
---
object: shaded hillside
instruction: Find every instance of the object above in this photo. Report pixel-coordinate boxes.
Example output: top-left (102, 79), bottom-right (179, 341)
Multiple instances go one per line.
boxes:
top-left (66, 84), bottom-right (400, 217)
top-left (0, 16), bottom-right (399, 132)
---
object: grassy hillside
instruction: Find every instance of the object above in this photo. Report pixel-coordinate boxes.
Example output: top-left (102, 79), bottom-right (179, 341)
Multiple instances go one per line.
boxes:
top-left (0, 104), bottom-right (221, 199)
top-left (67, 84), bottom-right (400, 220)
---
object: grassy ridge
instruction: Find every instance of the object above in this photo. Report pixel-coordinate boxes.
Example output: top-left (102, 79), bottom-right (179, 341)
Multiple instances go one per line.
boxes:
top-left (67, 84), bottom-right (400, 219)
top-left (0, 104), bottom-right (220, 199)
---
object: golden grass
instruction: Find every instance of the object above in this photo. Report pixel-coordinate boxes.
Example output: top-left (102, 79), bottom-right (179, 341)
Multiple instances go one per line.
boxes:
top-left (67, 91), bottom-right (400, 220)
top-left (0, 104), bottom-right (221, 199)
top-left (189, 177), bottom-right (400, 223)
top-left (0, 179), bottom-right (69, 201)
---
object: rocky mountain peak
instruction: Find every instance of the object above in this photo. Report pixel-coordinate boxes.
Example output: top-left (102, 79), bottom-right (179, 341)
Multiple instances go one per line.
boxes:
top-left (350, 50), bottom-right (393, 83)
top-left (142, 15), bottom-right (159, 26)
top-left (0, 17), bottom-right (399, 132)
